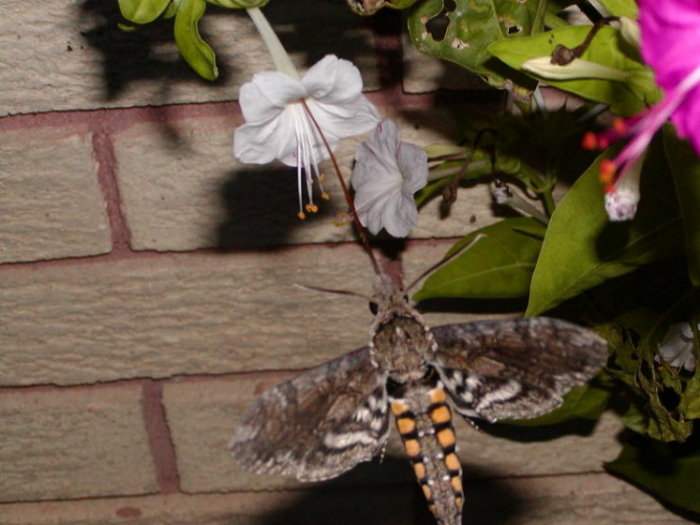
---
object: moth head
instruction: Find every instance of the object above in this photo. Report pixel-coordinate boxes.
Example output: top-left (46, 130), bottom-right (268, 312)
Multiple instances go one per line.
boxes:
top-left (370, 273), bottom-right (414, 318)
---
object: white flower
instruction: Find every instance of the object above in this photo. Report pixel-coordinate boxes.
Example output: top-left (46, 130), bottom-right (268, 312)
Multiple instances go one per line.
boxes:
top-left (351, 119), bottom-right (428, 237)
top-left (656, 322), bottom-right (697, 372)
top-left (604, 187), bottom-right (639, 221)
top-left (233, 54), bottom-right (380, 218)
top-left (602, 150), bottom-right (644, 222)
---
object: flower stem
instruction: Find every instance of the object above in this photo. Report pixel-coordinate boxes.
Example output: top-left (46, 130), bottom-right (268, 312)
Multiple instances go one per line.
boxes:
top-left (301, 100), bottom-right (381, 275)
top-left (541, 188), bottom-right (556, 217)
top-left (246, 8), bottom-right (299, 79)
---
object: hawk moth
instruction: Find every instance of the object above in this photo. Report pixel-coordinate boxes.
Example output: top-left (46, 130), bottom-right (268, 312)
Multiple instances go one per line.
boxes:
top-left (230, 272), bottom-right (607, 525)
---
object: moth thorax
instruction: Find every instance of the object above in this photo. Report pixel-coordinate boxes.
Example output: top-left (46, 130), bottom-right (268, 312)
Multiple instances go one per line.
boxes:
top-left (372, 316), bottom-right (431, 380)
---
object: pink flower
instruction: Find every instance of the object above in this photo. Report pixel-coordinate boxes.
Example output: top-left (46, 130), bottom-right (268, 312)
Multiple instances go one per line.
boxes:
top-left (640, 0), bottom-right (700, 153)
top-left (583, 0), bottom-right (700, 221)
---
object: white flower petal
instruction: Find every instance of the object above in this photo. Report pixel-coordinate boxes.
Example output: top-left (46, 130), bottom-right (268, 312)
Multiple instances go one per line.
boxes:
top-left (381, 190), bottom-right (418, 238)
top-left (396, 142), bottom-right (429, 193)
top-left (351, 119), bottom-right (427, 237)
top-left (234, 108), bottom-right (298, 165)
top-left (604, 188), bottom-right (639, 221)
top-left (306, 97), bottom-right (379, 142)
top-left (239, 71), bottom-right (305, 123)
top-left (233, 122), bottom-right (277, 164)
top-left (657, 322), bottom-right (697, 371)
top-left (303, 55), bottom-right (363, 104)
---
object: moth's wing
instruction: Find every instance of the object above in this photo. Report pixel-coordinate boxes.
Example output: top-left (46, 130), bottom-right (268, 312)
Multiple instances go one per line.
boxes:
top-left (230, 347), bottom-right (390, 482)
top-left (430, 317), bottom-right (607, 423)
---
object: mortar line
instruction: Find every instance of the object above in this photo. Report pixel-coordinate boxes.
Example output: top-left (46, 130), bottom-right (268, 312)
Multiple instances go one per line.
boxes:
top-left (141, 380), bottom-right (181, 495)
top-left (92, 129), bottom-right (132, 254)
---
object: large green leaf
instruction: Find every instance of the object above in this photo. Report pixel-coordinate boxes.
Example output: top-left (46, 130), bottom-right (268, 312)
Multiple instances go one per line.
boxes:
top-left (489, 25), bottom-right (660, 115)
top-left (525, 138), bottom-right (684, 317)
top-left (606, 434), bottom-right (700, 513)
top-left (407, 0), bottom-right (546, 86)
top-left (174, 0), bottom-right (218, 80)
top-left (119, 0), bottom-right (171, 24)
top-left (414, 217), bottom-right (546, 301)
top-left (664, 126), bottom-right (700, 287)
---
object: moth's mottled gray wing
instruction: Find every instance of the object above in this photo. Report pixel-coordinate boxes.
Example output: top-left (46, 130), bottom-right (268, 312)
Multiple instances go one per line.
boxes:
top-left (229, 347), bottom-right (389, 482)
top-left (430, 317), bottom-right (607, 423)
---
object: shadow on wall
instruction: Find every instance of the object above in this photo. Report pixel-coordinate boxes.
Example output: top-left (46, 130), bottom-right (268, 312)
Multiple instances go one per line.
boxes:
top-left (243, 456), bottom-right (527, 525)
top-left (216, 167), bottom-right (345, 250)
top-left (77, 0), bottom-right (380, 105)
top-left (78, 0), bottom-right (229, 101)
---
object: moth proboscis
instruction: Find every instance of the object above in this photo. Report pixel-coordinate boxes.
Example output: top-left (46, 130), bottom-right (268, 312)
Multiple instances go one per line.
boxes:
top-left (230, 271), bottom-right (607, 525)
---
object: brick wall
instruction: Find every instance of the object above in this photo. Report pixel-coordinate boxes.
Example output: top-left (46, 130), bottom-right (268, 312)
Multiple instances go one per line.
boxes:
top-left (0, 1), bottom-right (690, 523)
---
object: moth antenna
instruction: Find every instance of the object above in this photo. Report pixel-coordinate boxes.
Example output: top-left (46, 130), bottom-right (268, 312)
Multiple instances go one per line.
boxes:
top-left (294, 283), bottom-right (375, 303)
top-left (300, 100), bottom-right (381, 276)
top-left (404, 234), bottom-right (486, 293)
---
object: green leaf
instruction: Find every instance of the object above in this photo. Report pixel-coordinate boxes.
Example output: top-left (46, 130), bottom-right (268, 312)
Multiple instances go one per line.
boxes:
top-left (606, 433), bottom-right (700, 513)
top-left (605, 287), bottom-right (695, 441)
top-left (118, 0), bottom-right (172, 24)
top-left (680, 370), bottom-right (700, 419)
top-left (596, 0), bottom-right (639, 18)
top-left (488, 25), bottom-right (660, 115)
top-left (505, 378), bottom-right (612, 426)
top-left (407, 0), bottom-right (545, 86)
top-left (424, 144), bottom-right (466, 158)
top-left (414, 217), bottom-right (546, 301)
top-left (174, 0), bottom-right (218, 81)
top-left (525, 138), bottom-right (684, 317)
top-left (663, 126), bottom-right (700, 287)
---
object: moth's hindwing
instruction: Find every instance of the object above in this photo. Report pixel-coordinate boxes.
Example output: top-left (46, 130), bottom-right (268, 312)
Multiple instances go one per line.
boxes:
top-left (229, 347), bottom-right (390, 482)
top-left (430, 317), bottom-right (608, 422)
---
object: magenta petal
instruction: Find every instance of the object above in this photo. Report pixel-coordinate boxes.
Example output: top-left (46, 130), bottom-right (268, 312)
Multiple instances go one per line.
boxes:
top-left (671, 85), bottom-right (700, 155)
top-left (640, 0), bottom-right (700, 88)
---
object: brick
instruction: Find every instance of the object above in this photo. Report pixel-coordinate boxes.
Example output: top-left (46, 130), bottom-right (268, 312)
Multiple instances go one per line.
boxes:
top-left (0, 488), bottom-right (417, 525)
top-left (0, 0), bottom-right (378, 116)
top-left (0, 246), bottom-right (378, 386)
top-left (0, 383), bottom-right (157, 502)
top-left (0, 125), bottom-right (111, 263)
top-left (163, 372), bottom-right (623, 493)
top-left (113, 108), bottom-right (495, 252)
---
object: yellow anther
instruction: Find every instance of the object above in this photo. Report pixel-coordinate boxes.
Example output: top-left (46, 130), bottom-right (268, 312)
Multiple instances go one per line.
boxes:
top-left (305, 203), bottom-right (319, 213)
top-left (318, 173), bottom-right (326, 182)
top-left (297, 211), bottom-right (306, 220)
top-left (320, 192), bottom-right (330, 200)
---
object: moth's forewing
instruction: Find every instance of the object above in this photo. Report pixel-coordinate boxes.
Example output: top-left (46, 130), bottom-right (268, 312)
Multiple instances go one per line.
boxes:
top-left (230, 347), bottom-right (390, 482)
top-left (430, 318), bottom-right (608, 422)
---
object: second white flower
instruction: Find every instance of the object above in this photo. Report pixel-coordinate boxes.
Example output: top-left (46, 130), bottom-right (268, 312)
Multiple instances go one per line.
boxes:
top-left (351, 119), bottom-right (428, 238)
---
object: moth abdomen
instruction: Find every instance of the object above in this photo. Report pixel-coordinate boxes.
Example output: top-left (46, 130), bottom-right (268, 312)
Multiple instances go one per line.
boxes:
top-left (390, 381), bottom-right (463, 525)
